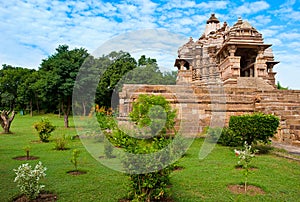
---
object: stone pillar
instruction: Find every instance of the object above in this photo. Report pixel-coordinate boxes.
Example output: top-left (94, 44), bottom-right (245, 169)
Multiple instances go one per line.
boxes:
top-left (255, 47), bottom-right (267, 77)
top-left (179, 60), bottom-right (186, 70)
top-left (228, 45), bottom-right (236, 56)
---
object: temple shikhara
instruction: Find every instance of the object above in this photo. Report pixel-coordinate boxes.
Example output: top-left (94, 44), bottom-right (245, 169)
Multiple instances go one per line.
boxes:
top-left (175, 14), bottom-right (278, 89)
top-left (119, 14), bottom-right (300, 146)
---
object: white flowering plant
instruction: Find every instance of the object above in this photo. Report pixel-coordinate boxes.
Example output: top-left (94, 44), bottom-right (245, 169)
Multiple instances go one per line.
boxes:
top-left (234, 142), bottom-right (258, 192)
top-left (13, 161), bottom-right (47, 200)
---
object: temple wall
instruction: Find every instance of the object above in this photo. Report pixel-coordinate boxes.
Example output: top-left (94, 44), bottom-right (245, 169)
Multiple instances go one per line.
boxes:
top-left (118, 83), bottom-right (300, 146)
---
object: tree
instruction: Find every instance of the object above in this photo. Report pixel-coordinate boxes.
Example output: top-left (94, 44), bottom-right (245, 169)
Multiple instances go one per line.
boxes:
top-left (122, 55), bottom-right (177, 85)
top-left (39, 45), bottom-right (89, 127)
top-left (17, 70), bottom-right (41, 116)
top-left (95, 51), bottom-right (137, 107)
top-left (73, 55), bottom-right (104, 116)
top-left (0, 64), bottom-right (32, 111)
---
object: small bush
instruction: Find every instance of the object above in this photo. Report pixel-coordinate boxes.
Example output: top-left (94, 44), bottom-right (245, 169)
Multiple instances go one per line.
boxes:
top-left (234, 142), bottom-right (258, 192)
top-left (33, 118), bottom-right (56, 142)
top-left (13, 161), bottom-right (47, 200)
top-left (54, 134), bottom-right (68, 150)
top-left (123, 94), bottom-right (177, 201)
top-left (95, 107), bottom-right (117, 130)
top-left (218, 113), bottom-right (279, 147)
top-left (207, 127), bottom-right (223, 143)
top-left (70, 149), bottom-right (80, 171)
top-left (229, 113), bottom-right (279, 145)
top-left (218, 127), bottom-right (243, 147)
top-left (23, 145), bottom-right (31, 159)
top-left (252, 144), bottom-right (273, 154)
top-left (104, 139), bottom-right (114, 158)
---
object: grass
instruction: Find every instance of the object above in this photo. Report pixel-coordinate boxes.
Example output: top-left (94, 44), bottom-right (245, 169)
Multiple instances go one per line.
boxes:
top-left (1, 114), bottom-right (300, 201)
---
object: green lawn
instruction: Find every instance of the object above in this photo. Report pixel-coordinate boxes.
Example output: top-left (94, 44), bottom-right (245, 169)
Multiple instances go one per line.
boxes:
top-left (1, 114), bottom-right (299, 201)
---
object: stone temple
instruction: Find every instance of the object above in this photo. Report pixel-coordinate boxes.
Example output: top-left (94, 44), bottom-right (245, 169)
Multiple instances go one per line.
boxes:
top-left (118, 14), bottom-right (300, 146)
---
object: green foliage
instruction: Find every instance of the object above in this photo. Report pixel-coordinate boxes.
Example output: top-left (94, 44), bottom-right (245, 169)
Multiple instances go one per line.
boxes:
top-left (39, 45), bottom-right (89, 127)
top-left (206, 127), bottom-right (223, 142)
top-left (121, 55), bottom-right (177, 86)
top-left (33, 118), bottom-right (56, 142)
top-left (70, 149), bottom-right (80, 171)
top-left (104, 139), bottom-right (114, 158)
top-left (23, 145), bottom-right (31, 159)
top-left (229, 113), bottom-right (279, 145)
top-left (217, 127), bottom-right (243, 147)
top-left (54, 134), bottom-right (68, 150)
top-left (118, 94), bottom-right (177, 201)
top-left (13, 161), bottom-right (47, 200)
top-left (17, 70), bottom-right (42, 115)
top-left (95, 110), bottom-right (117, 130)
top-left (0, 65), bottom-right (33, 110)
top-left (96, 51), bottom-right (137, 107)
top-left (129, 94), bottom-right (176, 137)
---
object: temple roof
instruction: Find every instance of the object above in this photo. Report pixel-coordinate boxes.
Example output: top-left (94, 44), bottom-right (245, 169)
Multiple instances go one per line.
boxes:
top-left (206, 14), bottom-right (220, 24)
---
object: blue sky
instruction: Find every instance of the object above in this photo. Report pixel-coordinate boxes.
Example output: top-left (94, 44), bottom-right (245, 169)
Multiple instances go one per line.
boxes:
top-left (0, 0), bottom-right (300, 89)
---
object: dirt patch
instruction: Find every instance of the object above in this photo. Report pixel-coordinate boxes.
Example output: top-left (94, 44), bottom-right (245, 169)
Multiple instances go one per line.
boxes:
top-left (173, 165), bottom-right (184, 171)
top-left (228, 184), bottom-right (265, 195)
top-left (99, 155), bottom-right (117, 159)
top-left (13, 191), bottom-right (57, 202)
top-left (13, 156), bottom-right (39, 161)
top-left (119, 197), bottom-right (174, 202)
top-left (66, 170), bottom-right (87, 175)
top-left (234, 165), bottom-right (258, 171)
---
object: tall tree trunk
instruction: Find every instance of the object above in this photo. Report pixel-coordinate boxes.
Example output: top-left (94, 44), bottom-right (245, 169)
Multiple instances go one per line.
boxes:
top-left (64, 114), bottom-right (69, 128)
top-left (61, 97), bottom-right (71, 128)
top-left (30, 99), bottom-right (33, 117)
top-left (82, 101), bottom-right (86, 116)
top-left (35, 93), bottom-right (40, 114)
top-left (0, 110), bottom-right (16, 133)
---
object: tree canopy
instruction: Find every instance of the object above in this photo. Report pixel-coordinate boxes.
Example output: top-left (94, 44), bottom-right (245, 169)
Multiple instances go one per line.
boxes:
top-left (39, 44), bottom-right (89, 127)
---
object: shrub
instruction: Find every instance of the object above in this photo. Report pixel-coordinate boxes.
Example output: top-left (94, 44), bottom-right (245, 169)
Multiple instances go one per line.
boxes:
top-left (70, 149), bottom-right (80, 171)
top-left (207, 127), bottom-right (223, 143)
top-left (54, 134), bottom-right (68, 150)
top-left (95, 106), bottom-right (117, 130)
top-left (33, 118), bottom-right (56, 142)
top-left (229, 113), bottom-right (279, 145)
top-left (129, 94), bottom-right (176, 136)
top-left (13, 161), bottom-right (47, 200)
top-left (234, 142), bottom-right (258, 192)
top-left (23, 145), bottom-right (31, 160)
top-left (218, 127), bottom-right (243, 147)
top-left (104, 139), bottom-right (114, 158)
top-left (120, 94), bottom-right (177, 201)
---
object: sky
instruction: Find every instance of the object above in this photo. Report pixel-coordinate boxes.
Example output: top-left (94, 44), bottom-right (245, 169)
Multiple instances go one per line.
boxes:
top-left (0, 0), bottom-right (300, 89)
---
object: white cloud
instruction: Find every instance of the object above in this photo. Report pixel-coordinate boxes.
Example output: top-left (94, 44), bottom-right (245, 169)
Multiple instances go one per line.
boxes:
top-left (278, 32), bottom-right (300, 40)
top-left (264, 38), bottom-right (283, 46)
top-left (260, 29), bottom-right (279, 38)
top-left (233, 1), bottom-right (270, 15)
top-left (273, 0), bottom-right (300, 21)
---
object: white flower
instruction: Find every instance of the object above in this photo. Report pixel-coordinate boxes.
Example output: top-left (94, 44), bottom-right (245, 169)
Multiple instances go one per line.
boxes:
top-left (13, 162), bottom-right (47, 200)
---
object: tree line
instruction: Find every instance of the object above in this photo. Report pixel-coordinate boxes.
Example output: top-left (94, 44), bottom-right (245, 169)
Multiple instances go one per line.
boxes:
top-left (0, 44), bottom-right (177, 128)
